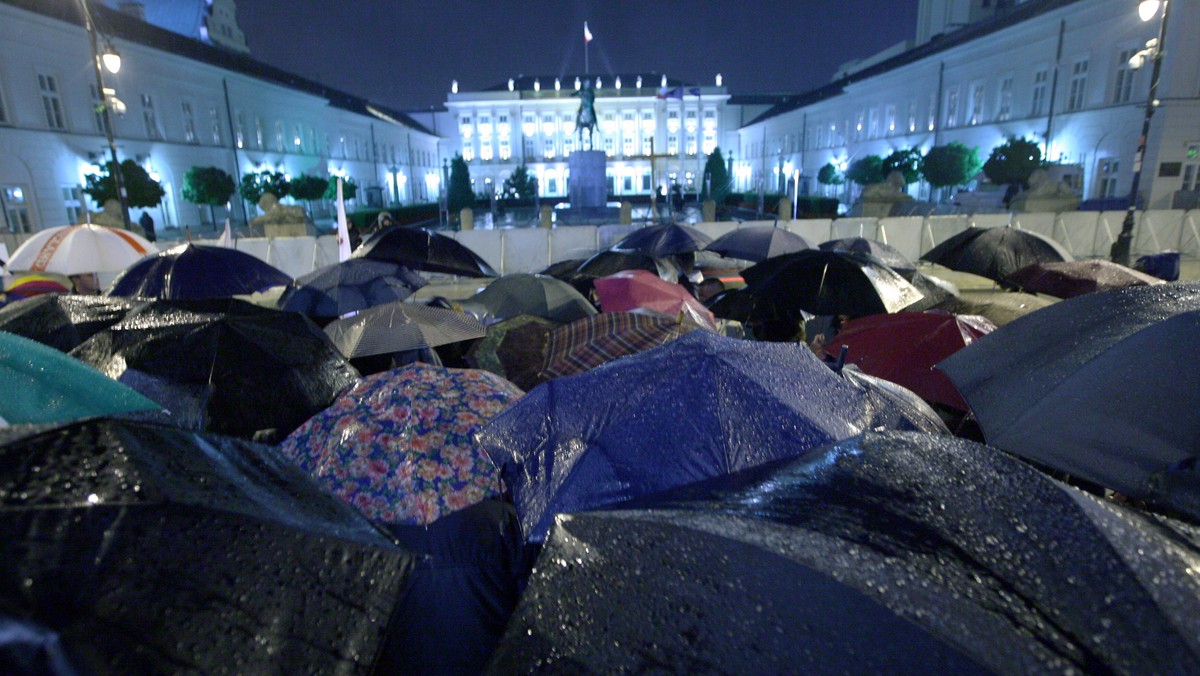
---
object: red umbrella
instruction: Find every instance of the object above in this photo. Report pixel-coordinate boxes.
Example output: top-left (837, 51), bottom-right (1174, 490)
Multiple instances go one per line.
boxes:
top-left (1005, 259), bottom-right (1164, 298)
top-left (823, 311), bottom-right (995, 411)
top-left (593, 269), bottom-right (716, 329)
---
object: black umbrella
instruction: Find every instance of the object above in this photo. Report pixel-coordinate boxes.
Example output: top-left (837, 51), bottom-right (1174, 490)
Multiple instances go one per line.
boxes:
top-left (353, 225), bottom-right (497, 277)
top-left (489, 431), bottom-right (1200, 673)
top-left (920, 226), bottom-right (1073, 284)
top-left (460, 273), bottom-right (597, 324)
top-left (278, 258), bottom-right (427, 319)
top-left (107, 243), bottom-right (292, 299)
top-left (610, 223), bottom-right (712, 257)
top-left (0, 293), bottom-right (144, 352)
top-left (69, 299), bottom-right (359, 440)
top-left (742, 249), bottom-right (924, 317)
top-left (572, 250), bottom-right (681, 283)
top-left (0, 417), bottom-right (415, 674)
top-left (322, 300), bottom-right (487, 359)
top-left (820, 236), bottom-right (917, 279)
top-left (704, 226), bottom-right (813, 262)
top-left (938, 281), bottom-right (1200, 520)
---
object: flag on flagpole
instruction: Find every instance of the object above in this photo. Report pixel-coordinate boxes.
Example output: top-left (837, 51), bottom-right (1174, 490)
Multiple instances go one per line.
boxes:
top-left (216, 217), bottom-right (233, 248)
top-left (656, 85), bottom-right (684, 100)
top-left (583, 21), bottom-right (593, 43)
top-left (335, 178), bottom-right (352, 262)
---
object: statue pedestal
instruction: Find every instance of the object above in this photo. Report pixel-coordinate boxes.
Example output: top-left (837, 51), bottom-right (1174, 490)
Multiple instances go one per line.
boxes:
top-left (263, 223), bottom-right (308, 238)
top-left (860, 200), bottom-right (900, 218)
top-left (1012, 196), bottom-right (1080, 213)
top-left (568, 150), bottom-right (607, 209)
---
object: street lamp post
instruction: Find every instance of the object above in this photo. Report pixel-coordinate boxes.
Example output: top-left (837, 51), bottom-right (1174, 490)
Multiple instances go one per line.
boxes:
top-left (1111, 0), bottom-right (1171, 266)
top-left (79, 0), bottom-right (131, 230)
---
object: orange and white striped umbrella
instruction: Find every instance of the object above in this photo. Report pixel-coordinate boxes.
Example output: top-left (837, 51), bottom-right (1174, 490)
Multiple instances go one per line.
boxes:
top-left (5, 224), bottom-right (157, 276)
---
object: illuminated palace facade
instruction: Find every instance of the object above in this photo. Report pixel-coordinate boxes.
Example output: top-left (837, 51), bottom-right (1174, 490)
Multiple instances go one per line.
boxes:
top-left (414, 75), bottom-right (762, 201)
top-left (0, 0), bottom-right (440, 233)
top-left (737, 0), bottom-right (1200, 209)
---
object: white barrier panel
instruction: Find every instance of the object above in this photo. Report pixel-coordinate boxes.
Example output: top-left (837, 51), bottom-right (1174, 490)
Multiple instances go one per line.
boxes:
top-left (692, 222), bottom-right (739, 241)
top-left (1094, 212), bottom-right (1123, 257)
top-left (503, 229), bottom-right (552, 274)
top-left (922, 216), bottom-right (970, 255)
top-left (232, 238), bottom-right (273, 269)
top-left (1056, 212), bottom-right (1102, 258)
top-left (1011, 213), bottom-right (1055, 239)
top-left (787, 219), bottom-right (834, 244)
top-left (877, 217), bottom-right (925, 262)
top-left (454, 230), bottom-right (506, 276)
top-left (1180, 212), bottom-right (1200, 257)
top-left (266, 237), bottom-right (319, 279)
top-left (830, 217), bottom-right (879, 241)
top-left (1136, 210), bottom-right (1186, 256)
top-left (597, 224), bottom-right (638, 250)
top-left (550, 225), bottom-right (598, 263)
top-left (968, 213), bottom-right (1013, 228)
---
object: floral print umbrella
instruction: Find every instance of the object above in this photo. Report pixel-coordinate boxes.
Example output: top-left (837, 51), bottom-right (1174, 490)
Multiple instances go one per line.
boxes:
top-left (280, 363), bottom-right (523, 525)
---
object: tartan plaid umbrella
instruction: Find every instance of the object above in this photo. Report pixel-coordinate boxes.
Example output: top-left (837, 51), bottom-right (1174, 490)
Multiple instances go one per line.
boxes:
top-left (539, 311), bottom-right (702, 380)
top-left (280, 364), bottom-right (524, 525)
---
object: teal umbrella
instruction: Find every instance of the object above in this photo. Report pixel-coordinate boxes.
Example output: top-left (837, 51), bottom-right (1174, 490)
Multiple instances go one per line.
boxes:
top-left (0, 330), bottom-right (161, 426)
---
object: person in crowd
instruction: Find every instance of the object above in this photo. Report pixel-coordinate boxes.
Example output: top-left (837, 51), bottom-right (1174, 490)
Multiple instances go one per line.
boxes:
top-left (69, 272), bottom-right (100, 295)
top-left (696, 278), bottom-right (725, 304)
top-left (139, 211), bottom-right (157, 242)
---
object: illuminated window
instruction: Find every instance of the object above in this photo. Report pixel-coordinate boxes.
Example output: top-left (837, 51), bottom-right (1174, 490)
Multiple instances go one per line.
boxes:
top-left (480, 142), bottom-right (493, 161)
top-left (907, 100), bottom-right (917, 133)
top-left (684, 110), bottom-right (697, 134)
top-left (969, 83), bottom-right (985, 125)
top-left (944, 88), bottom-right (959, 127)
top-left (255, 117), bottom-right (265, 148)
top-left (1030, 68), bottom-right (1049, 116)
top-left (1113, 49), bottom-right (1135, 104)
top-left (702, 131), bottom-right (716, 155)
top-left (37, 72), bottom-right (65, 129)
top-left (62, 185), bottom-right (84, 225)
top-left (2, 184), bottom-right (33, 232)
top-left (499, 138), bottom-right (510, 160)
top-left (1066, 59), bottom-right (1088, 111)
top-left (142, 94), bottom-right (162, 139)
top-left (667, 110), bottom-right (680, 134)
top-left (209, 106), bottom-right (222, 145)
top-left (1097, 158), bottom-right (1120, 198)
top-left (542, 114), bottom-right (556, 136)
top-left (667, 135), bottom-right (678, 155)
top-left (997, 77), bottom-right (1013, 121)
top-left (235, 111), bottom-right (246, 148)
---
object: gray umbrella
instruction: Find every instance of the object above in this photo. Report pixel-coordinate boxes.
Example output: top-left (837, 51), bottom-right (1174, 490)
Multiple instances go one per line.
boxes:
top-left (459, 273), bottom-right (596, 324)
top-left (488, 431), bottom-right (1200, 674)
top-left (323, 300), bottom-right (486, 358)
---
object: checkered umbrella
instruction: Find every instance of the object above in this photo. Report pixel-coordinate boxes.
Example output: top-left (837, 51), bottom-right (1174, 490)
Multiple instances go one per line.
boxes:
top-left (539, 311), bottom-right (701, 380)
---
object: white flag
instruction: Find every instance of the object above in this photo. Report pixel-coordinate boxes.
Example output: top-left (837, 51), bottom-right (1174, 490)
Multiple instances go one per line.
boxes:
top-left (216, 217), bottom-right (233, 248)
top-left (583, 21), bottom-right (593, 43)
top-left (336, 178), bottom-right (352, 262)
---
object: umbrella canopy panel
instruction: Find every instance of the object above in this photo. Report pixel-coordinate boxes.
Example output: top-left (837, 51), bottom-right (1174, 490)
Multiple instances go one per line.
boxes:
top-left (4, 224), bottom-right (157, 276)
top-left (938, 281), bottom-right (1200, 519)
top-left (480, 330), bottom-right (948, 542)
top-left (491, 431), bottom-right (1200, 673)
top-left (323, 300), bottom-right (487, 359)
top-left (538, 311), bottom-right (700, 381)
top-left (107, 243), bottom-right (292, 300)
top-left (465, 314), bottom-right (557, 391)
top-left (70, 299), bottom-right (359, 440)
top-left (1005, 259), bottom-right (1164, 299)
top-left (462, 273), bottom-right (596, 324)
top-left (705, 226), bottom-right (814, 262)
top-left (353, 226), bottom-right (497, 277)
top-left (281, 364), bottom-right (524, 526)
top-left (920, 226), bottom-right (1073, 284)
top-left (610, 223), bottom-right (713, 258)
top-left (0, 330), bottom-right (161, 426)
top-left (593, 269), bottom-right (716, 329)
top-left (0, 418), bottom-right (415, 674)
top-left (279, 258), bottom-right (427, 319)
top-left (0, 294), bottom-right (144, 353)
top-left (820, 237), bottom-right (916, 279)
top-left (743, 249), bottom-right (924, 317)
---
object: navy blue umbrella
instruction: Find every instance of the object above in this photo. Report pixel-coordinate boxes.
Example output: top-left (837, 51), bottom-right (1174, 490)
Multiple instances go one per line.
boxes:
top-left (354, 226), bottom-right (497, 277)
top-left (611, 223), bottom-right (712, 257)
top-left (705, 226), bottom-right (814, 262)
top-left (490, 431), bottom-right (1200, 673)
top-left (107, 243), bottom-right (292, 300)
top-left (279, 258), bottom-right (427, 319)
top-left (477, 330), bottom-right (947, 542)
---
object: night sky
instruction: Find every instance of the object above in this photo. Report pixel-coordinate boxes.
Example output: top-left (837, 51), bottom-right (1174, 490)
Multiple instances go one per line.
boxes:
top-left (237, 1), bottom-right (921, 112)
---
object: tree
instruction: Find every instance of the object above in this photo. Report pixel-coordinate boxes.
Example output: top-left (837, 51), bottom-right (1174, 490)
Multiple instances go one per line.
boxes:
top-left (920, 142), bottom-right (983, 189)
top-left (239, 170), bottom-right (291, 208)
top-left (323, 176), bottom-right (358, 202)
top-left (881, 148), bottom-right (923, 185)
top-left (844, 155), bottom-right (885, 186)
top-left (502, 164), bottom-right (538, 201)
top-left (83, 159), bottom-right (165, 209)
top-left (817, 163), bottom-right (844, 186)
top-left (181, 166), bottom-right (236, 226)
top-left (290, 174), bottom-right (329, 216)
top-left (982, 137), bottom-right (1042, 188)
top-left (701, 147), bottom-right (732, 203)
top-left (447, 154), bottom-right (474, 214)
